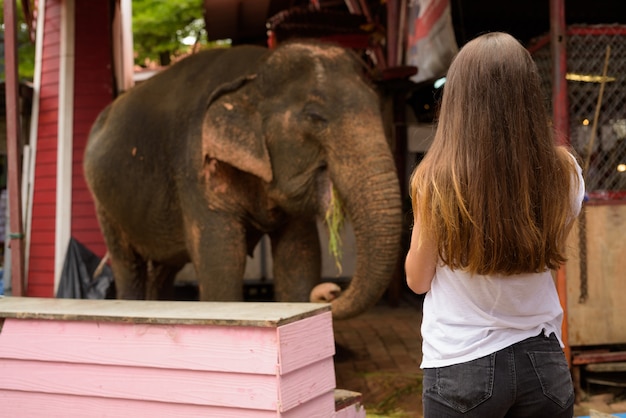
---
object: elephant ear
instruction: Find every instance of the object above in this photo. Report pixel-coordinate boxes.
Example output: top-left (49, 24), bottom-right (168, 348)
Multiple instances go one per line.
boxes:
top-left (202, 75), bottom-right (273, 183)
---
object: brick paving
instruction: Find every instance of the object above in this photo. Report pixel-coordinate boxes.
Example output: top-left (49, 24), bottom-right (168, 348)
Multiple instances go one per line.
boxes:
top-left (333, 291), bottom-right (425, 417)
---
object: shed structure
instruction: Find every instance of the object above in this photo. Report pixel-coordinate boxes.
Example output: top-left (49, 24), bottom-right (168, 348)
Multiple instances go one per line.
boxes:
top-left (12, 0), bottom-right (132, 296)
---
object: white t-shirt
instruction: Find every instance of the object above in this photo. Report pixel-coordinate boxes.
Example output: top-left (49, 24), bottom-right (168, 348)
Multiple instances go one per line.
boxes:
top-left (420, 156), bottom-right (585, 368)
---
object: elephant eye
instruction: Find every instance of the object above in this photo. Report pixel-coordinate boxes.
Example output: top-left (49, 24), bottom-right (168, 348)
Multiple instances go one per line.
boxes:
top-left (306, 111), bottom-right (327, 125)
top-left (303, 105), bottom-right (328, 129)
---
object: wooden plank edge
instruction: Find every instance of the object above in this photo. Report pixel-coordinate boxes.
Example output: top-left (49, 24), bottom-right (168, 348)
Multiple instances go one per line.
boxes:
top-left (0, 297), bottom-right (331, 327)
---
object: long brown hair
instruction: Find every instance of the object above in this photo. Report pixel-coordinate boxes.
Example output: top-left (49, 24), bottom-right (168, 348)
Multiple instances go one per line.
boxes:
top-left (410, 32), bottom-right (581, 276)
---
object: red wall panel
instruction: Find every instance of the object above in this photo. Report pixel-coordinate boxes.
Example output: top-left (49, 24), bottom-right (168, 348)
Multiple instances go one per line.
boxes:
top-left (71, 0), bottom-right (113, 258)
top-left (27, 0), bottom-right (62, 297)
top-left (28, 0), bottom-right (114, 296)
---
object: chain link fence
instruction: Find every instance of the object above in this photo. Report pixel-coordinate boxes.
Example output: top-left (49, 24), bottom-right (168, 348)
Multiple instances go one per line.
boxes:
top-left (532, 25), bottom-right (626, 196)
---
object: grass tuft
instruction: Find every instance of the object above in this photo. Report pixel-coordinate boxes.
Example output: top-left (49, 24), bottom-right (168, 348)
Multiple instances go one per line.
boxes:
top-left (324, 185), bottom-right (345, 274)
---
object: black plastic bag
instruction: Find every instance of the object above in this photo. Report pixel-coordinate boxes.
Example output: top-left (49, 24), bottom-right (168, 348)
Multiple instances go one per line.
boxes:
top-left (56, 237), bottom-right (114, 299)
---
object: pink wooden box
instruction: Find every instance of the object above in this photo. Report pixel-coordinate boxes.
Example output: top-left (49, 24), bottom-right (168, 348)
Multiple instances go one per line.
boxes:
top-left (0, 297), bottom-right (365, 417)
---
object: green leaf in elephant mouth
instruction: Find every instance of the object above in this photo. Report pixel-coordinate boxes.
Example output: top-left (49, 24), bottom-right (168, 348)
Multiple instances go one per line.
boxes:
top-left (324, 185), bottom-right (345, 274)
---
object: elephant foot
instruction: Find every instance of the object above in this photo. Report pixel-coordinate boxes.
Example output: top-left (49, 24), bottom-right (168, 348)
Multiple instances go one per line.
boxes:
top-left (309, 282), bottom-right (342, 303)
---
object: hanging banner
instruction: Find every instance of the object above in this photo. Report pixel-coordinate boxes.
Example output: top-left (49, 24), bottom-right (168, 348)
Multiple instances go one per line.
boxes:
top-left (405, 0), bottom-right (459, 83)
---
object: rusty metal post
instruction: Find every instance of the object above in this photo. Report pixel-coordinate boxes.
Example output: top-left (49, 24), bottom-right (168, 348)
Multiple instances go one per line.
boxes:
top-left (386, 0), bottom-right (399, 67)
top-left (551, 0), bottom-right (569, 146)
top-left (550, 0), bottom-right (570, 363)
top-left (3, 0), bottom-right (26, 296)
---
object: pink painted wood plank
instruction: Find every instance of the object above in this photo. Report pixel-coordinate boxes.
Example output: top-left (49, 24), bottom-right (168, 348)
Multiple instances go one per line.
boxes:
top-left (277, 311), bottom-right (335, 374)
top-left (0, 359), bottom-right (281, 409)
top-left (0, 318), bottom-right (279, 374)
top-left (0, 390), bottom-right (278, 418)
top-left (282, 391), bottom-right (336, 418)
top-left (0, 310), bottom-right (335, 376)
top-left (279, 357), bottom-right (336, 412)
top-left (0, 358), bottom-right (335, 411)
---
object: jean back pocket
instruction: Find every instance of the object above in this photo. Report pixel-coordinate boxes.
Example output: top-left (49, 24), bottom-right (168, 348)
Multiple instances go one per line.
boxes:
top-left (425, 353), bottom-right (496, 413)
top-left (528, 351), bottom-right (574, 408)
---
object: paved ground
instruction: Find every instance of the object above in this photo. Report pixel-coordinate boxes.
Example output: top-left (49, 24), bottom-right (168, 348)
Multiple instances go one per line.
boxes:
top-left (333, 291), bottom-right (425, 417)
top-left (332, 289), bottom-right (626, 418)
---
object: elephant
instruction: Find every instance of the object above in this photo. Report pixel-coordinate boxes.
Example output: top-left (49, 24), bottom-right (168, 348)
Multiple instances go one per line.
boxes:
top-left (83, 40), bottom-right (403, 320)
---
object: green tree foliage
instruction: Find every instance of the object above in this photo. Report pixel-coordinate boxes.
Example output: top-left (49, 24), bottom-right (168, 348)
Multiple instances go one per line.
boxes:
top-left (0, 0), bottom-right (36, 81)
top-left (1, 0), bottom-right (211, 79)
top-left (132, 0), bottom-right (208, 66)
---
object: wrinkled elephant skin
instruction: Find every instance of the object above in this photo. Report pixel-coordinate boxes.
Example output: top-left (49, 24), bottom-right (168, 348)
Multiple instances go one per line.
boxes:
top-left (83, 41), bottom-right (403, 319)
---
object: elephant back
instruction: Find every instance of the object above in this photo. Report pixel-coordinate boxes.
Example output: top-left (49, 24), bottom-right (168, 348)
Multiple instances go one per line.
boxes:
top-left (87, 47), bottom-right (270, 172)
top-left (83, 45), bottom-right (271, 237)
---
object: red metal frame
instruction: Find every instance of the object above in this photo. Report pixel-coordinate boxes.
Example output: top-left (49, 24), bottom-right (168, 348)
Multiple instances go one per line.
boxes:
top-left (550, 0), bottom-right (570, 366)
top-left (3, 0), bottom-right (27, 296)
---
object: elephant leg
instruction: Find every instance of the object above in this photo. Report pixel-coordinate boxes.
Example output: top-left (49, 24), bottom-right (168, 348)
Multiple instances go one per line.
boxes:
top-left (270, 219), bottom-right (321, 302)
top-left (95, 208), bottom-right (147, 299)
top-left (146, 261), bottom-right (180, 300)
top-left (189, 216), bottom-right (247, 301)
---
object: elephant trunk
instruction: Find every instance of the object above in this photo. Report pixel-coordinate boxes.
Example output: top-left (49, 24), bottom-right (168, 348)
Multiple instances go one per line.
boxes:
top-left (328, 150), bottom-right (403, 320)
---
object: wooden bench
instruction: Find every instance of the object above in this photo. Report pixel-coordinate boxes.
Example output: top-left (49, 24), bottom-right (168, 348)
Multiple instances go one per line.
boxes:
top-left (0, 297), bottom-right (365, 417)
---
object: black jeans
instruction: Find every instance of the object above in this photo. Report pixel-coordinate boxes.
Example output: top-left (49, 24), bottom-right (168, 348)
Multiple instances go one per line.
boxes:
top-left (422, 332), bottom-right (574, 417)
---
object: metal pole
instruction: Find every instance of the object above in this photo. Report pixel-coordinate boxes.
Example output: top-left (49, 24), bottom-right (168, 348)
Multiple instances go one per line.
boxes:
top-left (3, 0), bottom-right (27, 296)
top-left (550, 0), bottom-right (570, 363)
top-left (387, 0), bottom-right (399, 68)
top-left (551, 0), bottom-right (569, 146)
